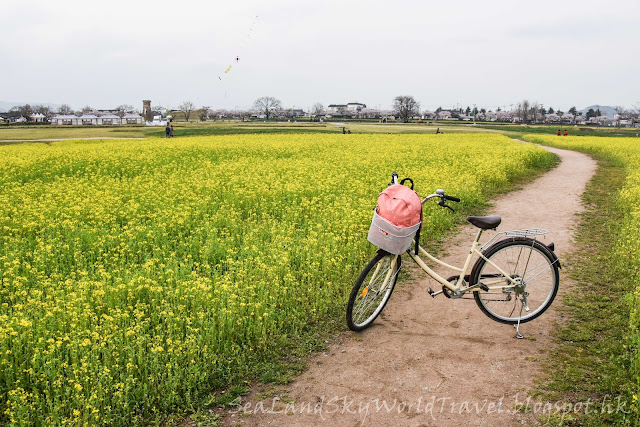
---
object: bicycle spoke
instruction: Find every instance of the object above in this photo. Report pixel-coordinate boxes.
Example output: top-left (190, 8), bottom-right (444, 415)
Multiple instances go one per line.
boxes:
top-left (348, 254), bottom-right (400, 328)
top-left (474, 241), bottom-right (558, 324)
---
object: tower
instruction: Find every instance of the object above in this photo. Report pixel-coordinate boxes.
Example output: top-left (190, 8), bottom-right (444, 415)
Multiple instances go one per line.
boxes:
top-left (142, 100), bottom-right (152, 122)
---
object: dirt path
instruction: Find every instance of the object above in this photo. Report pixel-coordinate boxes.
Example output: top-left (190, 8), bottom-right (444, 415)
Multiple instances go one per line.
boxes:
top-left (224, 145), bottom-right (596, 427)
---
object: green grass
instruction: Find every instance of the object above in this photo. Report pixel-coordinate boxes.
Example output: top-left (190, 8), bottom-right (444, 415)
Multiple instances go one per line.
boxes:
top-left (0, 121), bottom-right (342, 141)
top-left (530, 156), bottom-right (632, 425)
top-left (2, 120), bottom-right (638, 142)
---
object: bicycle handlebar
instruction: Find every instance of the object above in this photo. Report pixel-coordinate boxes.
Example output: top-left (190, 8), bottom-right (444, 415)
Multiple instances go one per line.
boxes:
top-left (388, 172), bottom-right (461, 208)
top-left (444, 195), bottom-right (460, 203)
top-left (421, 189), bottom-right (461, 213)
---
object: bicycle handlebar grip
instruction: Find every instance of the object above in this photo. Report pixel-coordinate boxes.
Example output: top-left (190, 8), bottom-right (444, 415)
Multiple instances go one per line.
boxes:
top-left (445, 195), bottom-right (461, 203)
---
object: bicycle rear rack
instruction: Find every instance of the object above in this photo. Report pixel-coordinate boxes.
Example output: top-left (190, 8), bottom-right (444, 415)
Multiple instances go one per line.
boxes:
top-left (481, 228), bottom-right (548, 250)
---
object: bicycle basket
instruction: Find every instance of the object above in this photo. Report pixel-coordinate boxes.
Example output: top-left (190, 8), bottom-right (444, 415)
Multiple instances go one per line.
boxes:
top-left (367, 210), bottom-right (421, 255)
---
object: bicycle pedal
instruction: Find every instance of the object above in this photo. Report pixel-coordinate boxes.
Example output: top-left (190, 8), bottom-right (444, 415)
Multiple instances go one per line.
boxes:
top-left (427, 287), bottom-right (436, 298)
top-left (479, 283), bottom-right (489, 292)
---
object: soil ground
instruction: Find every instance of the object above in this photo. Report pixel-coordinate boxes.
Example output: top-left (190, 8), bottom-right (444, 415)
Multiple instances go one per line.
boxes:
top-left (223, 145), bottom-right (597, 427)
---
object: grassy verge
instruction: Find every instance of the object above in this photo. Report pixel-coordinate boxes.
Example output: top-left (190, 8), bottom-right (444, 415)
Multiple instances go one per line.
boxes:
top-left (530, 156), bottom-right (633, 425)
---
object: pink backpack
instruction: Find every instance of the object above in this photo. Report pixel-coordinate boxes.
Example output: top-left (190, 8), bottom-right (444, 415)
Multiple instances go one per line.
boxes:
top-left (376, 184), bottom-right (422, 227)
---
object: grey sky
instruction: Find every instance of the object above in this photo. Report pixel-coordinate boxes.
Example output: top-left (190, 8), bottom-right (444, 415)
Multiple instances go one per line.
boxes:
top-left (1, 0), bottom-right (638, 112)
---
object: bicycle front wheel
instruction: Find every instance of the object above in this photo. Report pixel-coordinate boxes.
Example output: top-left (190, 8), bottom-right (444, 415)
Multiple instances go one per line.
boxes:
top-left (471, 238), bottom-right (559, 325)
top-left (346, 251), bottom-right (400, 331)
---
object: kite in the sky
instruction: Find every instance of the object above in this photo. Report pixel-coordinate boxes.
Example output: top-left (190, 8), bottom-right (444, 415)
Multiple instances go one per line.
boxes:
top-left (217, 16), bottom-right (258, 81)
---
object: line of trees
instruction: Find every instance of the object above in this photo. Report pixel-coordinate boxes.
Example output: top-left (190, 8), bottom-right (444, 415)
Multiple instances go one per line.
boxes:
top-left (8, 98), bottom-right (637, 126)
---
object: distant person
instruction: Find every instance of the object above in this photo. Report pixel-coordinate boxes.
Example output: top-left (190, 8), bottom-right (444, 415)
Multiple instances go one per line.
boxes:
top-left (564, 129), bottom-right (568, 136)
top-left (557, 129), bottom-right (561, 136)
top-left (347, 130), bottom-right (351, 134)
top-left (170, 125), bottom-right (175, 138)
top-left (436, 128), bottom-right (441, 134)
top-left (342, 127), bottom-right (346, 134)
top-left (165, 124), bottom-right (171, 138)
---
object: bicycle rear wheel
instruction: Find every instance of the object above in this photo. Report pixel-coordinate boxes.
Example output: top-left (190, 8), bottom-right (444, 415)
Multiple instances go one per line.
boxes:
top-left (471, 238), bottom-right (559, 325)
top-left (346, 251), bottom-right (400, 331)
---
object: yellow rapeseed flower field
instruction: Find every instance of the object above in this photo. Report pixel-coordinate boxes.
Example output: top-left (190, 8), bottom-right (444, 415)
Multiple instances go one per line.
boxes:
top-left (0, 134), bottom-right (554, 425)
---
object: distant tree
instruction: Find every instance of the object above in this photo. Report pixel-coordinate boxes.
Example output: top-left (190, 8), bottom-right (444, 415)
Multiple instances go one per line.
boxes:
top-left (568, 106), bottom-right (577, 115)
top-left (465, 106), bottom-right (471, 115)
top-left (253, 96), bottom-right (282, 121)
top-left (631, 102), bottom-right (640, 125)
top-left (393, 95), bottom-right (420, 123)
top-left (152, 105), bottom-right (166, 117)
top-left (480, 108), bottom-right (486, 114)
top-left (613, 106), bottom-right (627, 127)
top-left (336, 106), bottom-right (347, 117)
top-left (530, 101), bottom-right (540, 123)
top-left (557, 110), bottom-right (564, 116)
top-left (10, 104), bottom-right (34, 120)
top-left (586, 108), bottom-right (596, 119)
top-left (282, 108), bottom-right (296, 119)
top-left (76, 105), bottom-right (93, 117)
top-left (311, 102), bottom-right (324, 116)
top-left (178, 101), bottom-right (195, 122)
top-left (516, 99), bottom-right (530, 124)
top-left (547, 107), bottom-right (555, 114)
top-left (33, 105), bottom-right (53, 120)
top-left (595, 108), bottom-right (602, 117)
top-left (435, 106), bottom-right (442, 113)
top-left (115, 104), bottom-right (135, 119)
top-left (198, 106), bottom-right (210, 121)
top-left (57, 104), bottom-right (74, 115)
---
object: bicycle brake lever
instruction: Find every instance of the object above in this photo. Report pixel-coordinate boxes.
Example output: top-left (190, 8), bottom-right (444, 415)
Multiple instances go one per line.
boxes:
top-left (438, 199), bottom-right (455, 213)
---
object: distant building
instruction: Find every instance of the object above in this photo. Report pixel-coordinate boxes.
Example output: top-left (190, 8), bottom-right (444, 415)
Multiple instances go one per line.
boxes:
top-left (327, 102), bottom-right (367, 114)
top-left (50, 113), bottom-right (143, 126)
top-left (346, 102), bottom-right (366, 111)
top-left (327, 104), bottom-right (347, 113)
top-left (31, 113), bottom-right (46, 122)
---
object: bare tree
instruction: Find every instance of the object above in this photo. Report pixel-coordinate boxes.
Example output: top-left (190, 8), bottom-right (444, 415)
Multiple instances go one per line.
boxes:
top-left (614, 105), bottom-right (626, 128)
top-left (179, 101), bottom-right (196, 122)
top-left (198, 106), bottom-right (210, 121)
top-left (75, 105), bottom-right (93, 117)
top-left (631, 102), bottom-right (640, 126)
top-left (311, 102), bottom-right (324, 116)
top-left (516, 99), bottom-right (530, 124)
top-left (253, 96), bottom-right (282, 121)
top-left (33, 105), bottom-right (53, 120)
top-left (393, 96), bottom-right (420, 123)
top-left (530, 101), bottom-right (540, 123)
top-left (115, 104), bottom-right (135, 119)
top-left (9, 104), bottom-right (34, 120)
top-left (57, 104), bottom-right (74, 115)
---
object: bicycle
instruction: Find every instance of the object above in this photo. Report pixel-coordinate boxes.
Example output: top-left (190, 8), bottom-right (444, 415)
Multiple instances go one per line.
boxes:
top-left (346, 172), bottom-right (561, 338)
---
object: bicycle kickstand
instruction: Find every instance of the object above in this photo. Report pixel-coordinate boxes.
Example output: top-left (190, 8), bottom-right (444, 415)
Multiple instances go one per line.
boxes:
top-left (514, 319), bottom-right (524, 339)
top-left (514, 302), bottom-right (524, 339)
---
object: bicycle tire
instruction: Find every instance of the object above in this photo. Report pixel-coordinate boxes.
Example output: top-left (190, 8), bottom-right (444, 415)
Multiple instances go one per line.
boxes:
top-left (346, 251), bottom-right (400, 331)
top-left (471, 237), bottom-right (559, 325)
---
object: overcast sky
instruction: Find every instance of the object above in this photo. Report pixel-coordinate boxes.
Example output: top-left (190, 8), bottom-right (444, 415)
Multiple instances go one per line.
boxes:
top-left (1, 0), bottom-right (638, 112)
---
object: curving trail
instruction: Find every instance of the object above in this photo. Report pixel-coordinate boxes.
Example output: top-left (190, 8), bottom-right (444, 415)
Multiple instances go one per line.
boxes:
top-left (224, 144), bottom-right (596, 426)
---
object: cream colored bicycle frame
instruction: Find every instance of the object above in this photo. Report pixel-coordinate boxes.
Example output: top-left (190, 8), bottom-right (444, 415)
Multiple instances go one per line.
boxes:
top-left (397, 228), bottom-right (520, 294)
top-left (380, 175), bottom-right (520, 295)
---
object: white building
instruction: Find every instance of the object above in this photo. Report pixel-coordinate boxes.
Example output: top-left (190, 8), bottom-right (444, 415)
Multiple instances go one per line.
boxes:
top-left (51, 113), bottom-right (143, 126)
top-left (327, 102), bottom-right (367, 114)
top-left (31, 113), bottom-right (46, 122)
